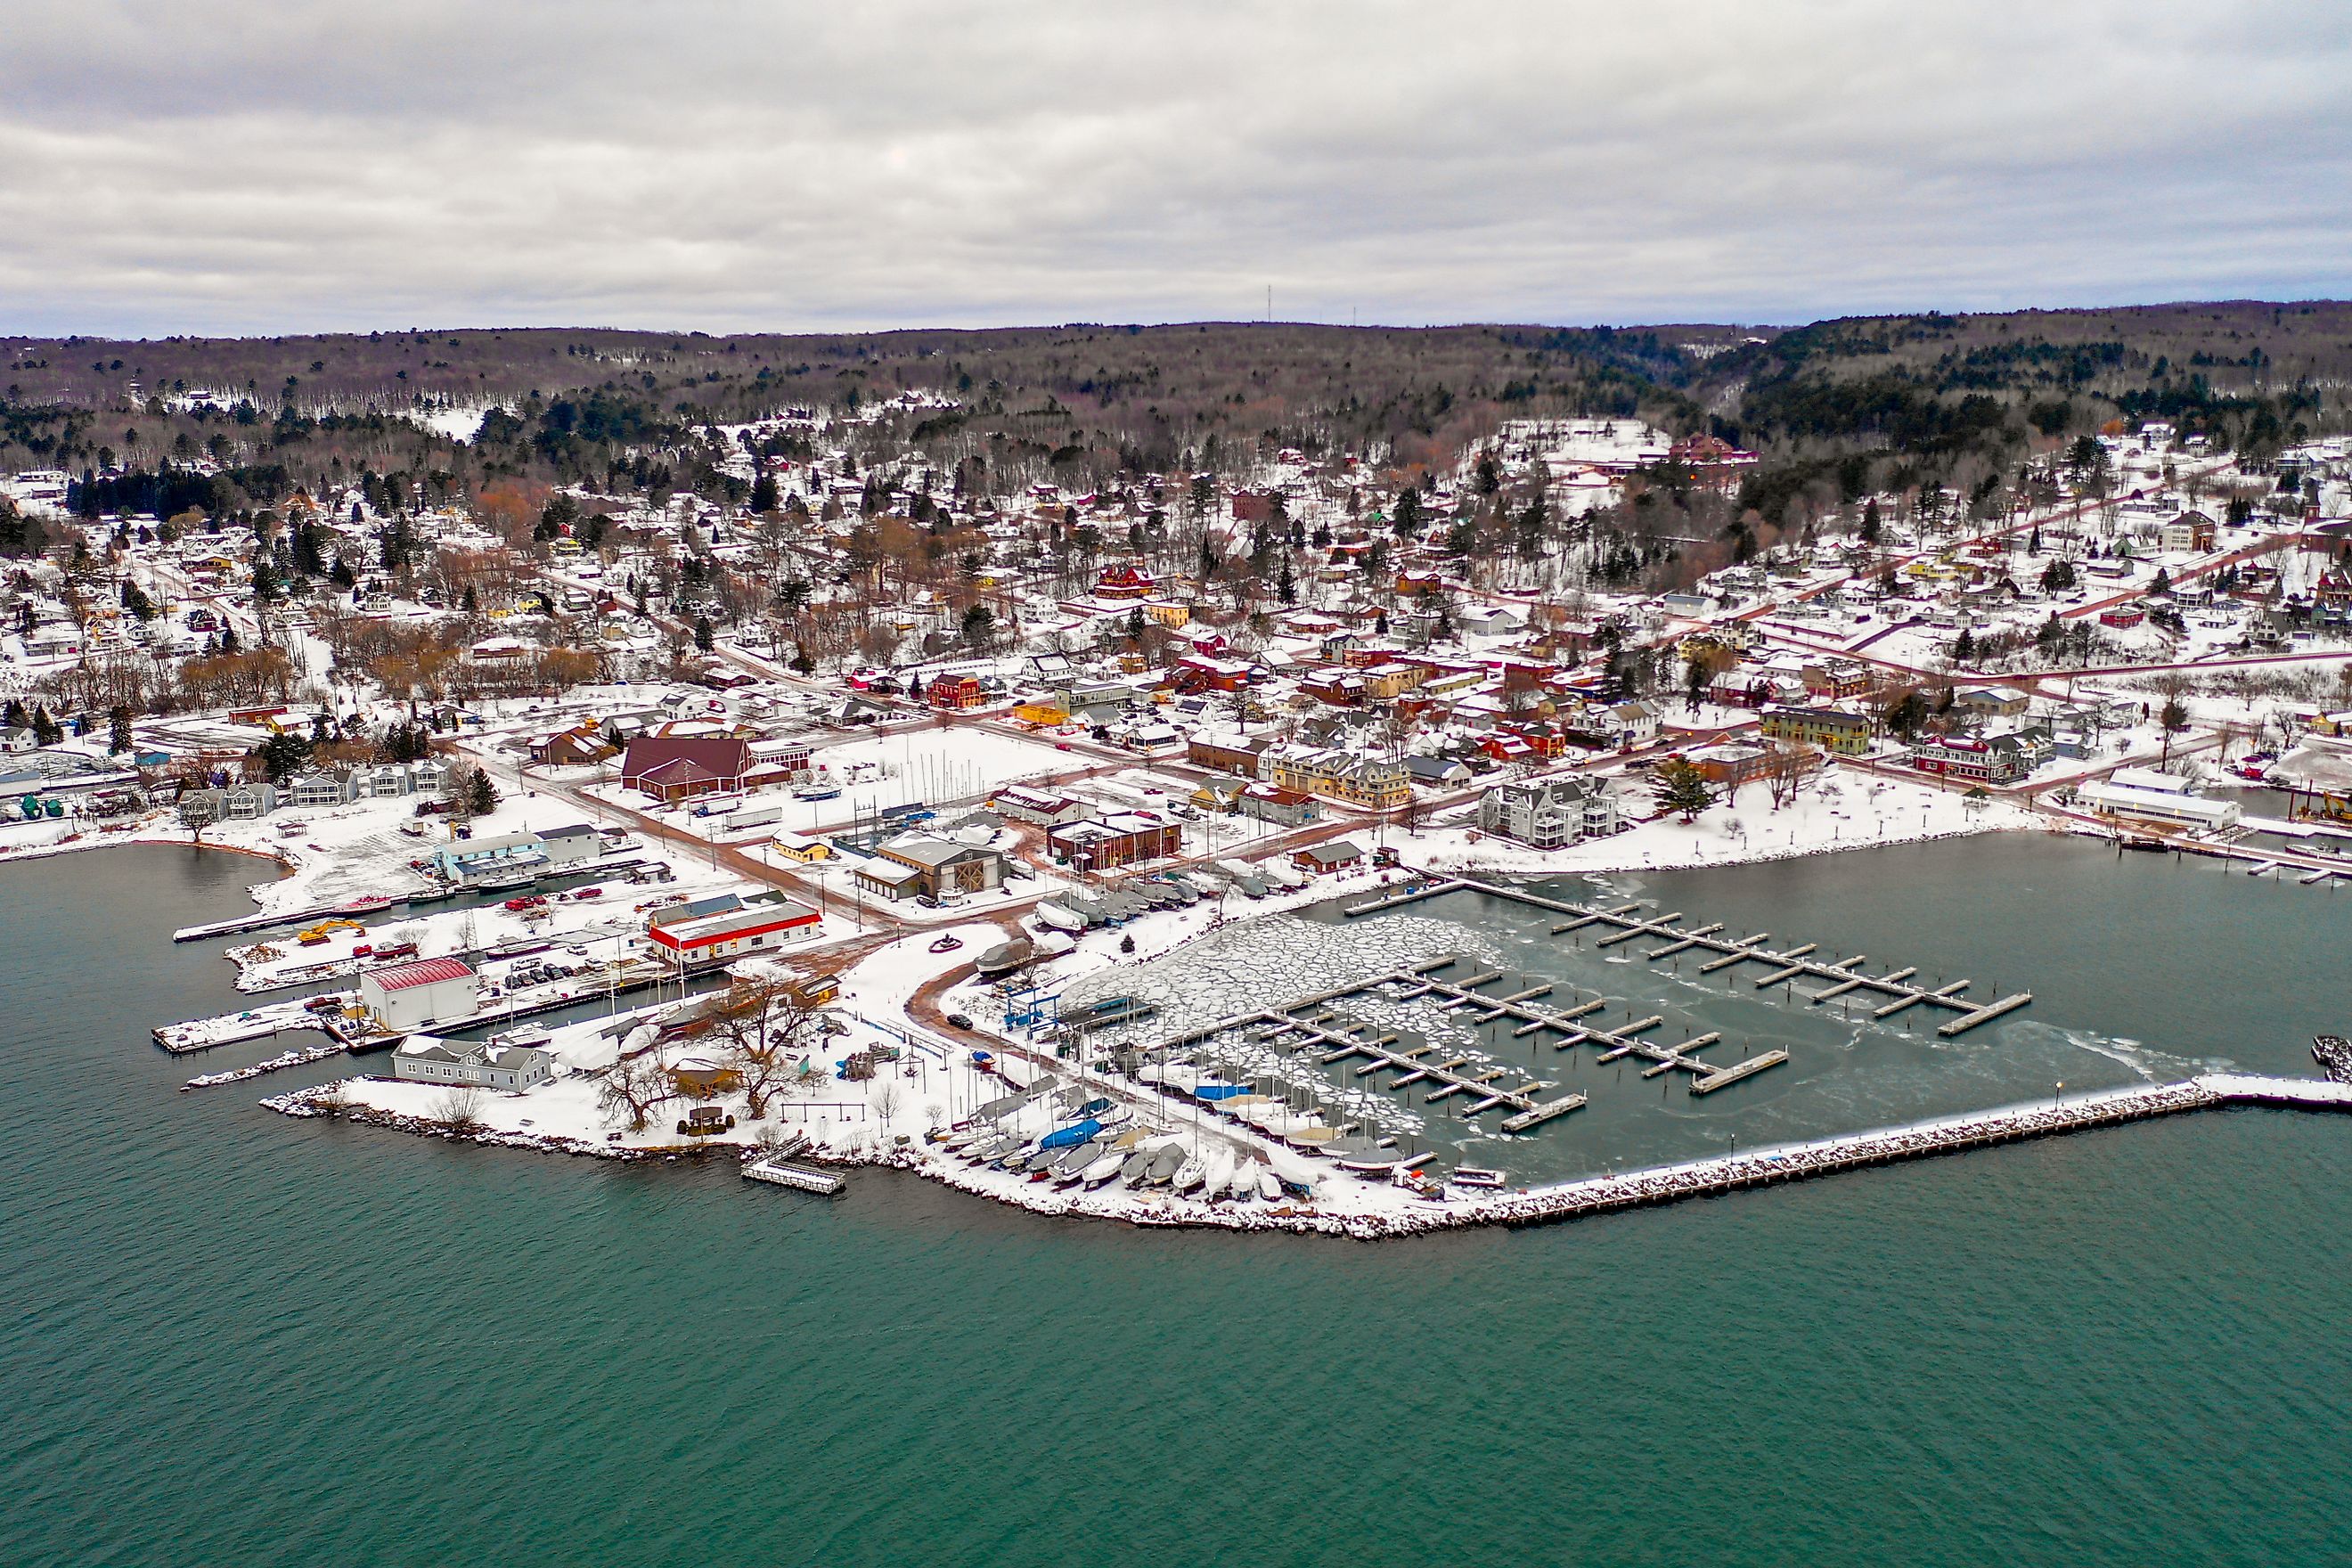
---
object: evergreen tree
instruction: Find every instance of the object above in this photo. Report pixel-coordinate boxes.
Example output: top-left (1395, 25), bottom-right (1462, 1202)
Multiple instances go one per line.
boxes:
top-left (108, 706), bottom-right (133, 755)
top-left (1651, 759), bottom-right (1713, 822)
top-left (31, 706), bottom-right (63, 746)
top-left (693, 615), bottom-right (715, 653)
top-left (1953, 626), bottom-right (1975, 665)
top-left (1392, 488), bottom-right (1423, 539)
top-left (252, 732), bottom-right (312, 783)
top-left (467, 769), bottom-right (500, 817)
top-left (749, 472), bottom-right (780, 513)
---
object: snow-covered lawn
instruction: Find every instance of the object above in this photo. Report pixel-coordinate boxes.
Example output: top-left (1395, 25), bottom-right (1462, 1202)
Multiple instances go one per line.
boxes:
top-left (1417, 767), bottom-right (2038, 877)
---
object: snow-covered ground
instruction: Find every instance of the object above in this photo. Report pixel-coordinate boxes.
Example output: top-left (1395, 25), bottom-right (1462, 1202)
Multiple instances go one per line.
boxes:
top-left (1419, 766), bottom-right (2039, 877)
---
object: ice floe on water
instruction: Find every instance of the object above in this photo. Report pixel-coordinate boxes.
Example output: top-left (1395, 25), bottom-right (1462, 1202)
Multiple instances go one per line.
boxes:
top-left (1060, 911), bottom-right (1505, 1046)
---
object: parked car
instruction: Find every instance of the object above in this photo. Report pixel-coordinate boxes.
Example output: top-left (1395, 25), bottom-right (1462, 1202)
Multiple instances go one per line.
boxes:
top-left (944, 1013), bottom-right (974, 1031)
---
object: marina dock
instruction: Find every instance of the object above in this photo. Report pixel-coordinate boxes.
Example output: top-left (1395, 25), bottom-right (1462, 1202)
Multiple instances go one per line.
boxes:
top-left (1344, 877), bottom-right (2034, 1035)
top-left (1125, 949), bottom-right (1800, 1148)
top-left (743, 1157), bottom-right (845, 1195)
top-left (1099, 872), bottom-right (2061, 1164)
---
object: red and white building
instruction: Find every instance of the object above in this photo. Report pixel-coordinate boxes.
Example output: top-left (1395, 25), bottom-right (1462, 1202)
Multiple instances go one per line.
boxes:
top-left (648, 900), bottom-right (822, 969)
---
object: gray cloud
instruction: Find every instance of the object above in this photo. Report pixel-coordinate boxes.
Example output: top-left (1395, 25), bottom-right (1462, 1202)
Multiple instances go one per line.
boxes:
top-left (4, 1), bottom-right (2348, 335)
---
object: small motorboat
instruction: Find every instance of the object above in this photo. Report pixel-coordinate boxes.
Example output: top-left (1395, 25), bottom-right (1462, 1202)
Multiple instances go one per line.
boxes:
top-left (1451, 1167), bottom-right (1508, 1189)
top-left (929, 935), bottom-right (964, 953)
top-left (1256, 1167), bottom-right (1284, 1203)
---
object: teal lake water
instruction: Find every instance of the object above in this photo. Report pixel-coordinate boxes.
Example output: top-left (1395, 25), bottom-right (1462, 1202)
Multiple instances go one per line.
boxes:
top-left (4, 843), bottom-right (2349, 1566)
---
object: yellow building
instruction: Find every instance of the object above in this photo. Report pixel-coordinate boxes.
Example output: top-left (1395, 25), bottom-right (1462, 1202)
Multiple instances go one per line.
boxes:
top-left (1013, 698), bottom-right (1070, 726)
top-left (771, 831), bottom-right (833, 863)
top-left (1759, 706), bottom-right (1873, 755)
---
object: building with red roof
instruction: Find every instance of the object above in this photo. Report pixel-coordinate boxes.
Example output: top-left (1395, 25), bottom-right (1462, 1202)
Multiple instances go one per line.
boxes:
top-left (620, 736), bottom-right (752, 803)
top-left (359, 956), bottom-right (479, 1032)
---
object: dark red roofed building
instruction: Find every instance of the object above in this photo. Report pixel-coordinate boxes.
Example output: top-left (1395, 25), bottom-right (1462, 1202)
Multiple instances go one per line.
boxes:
top-left (621, 736), bottom-right (753, 803)
top-left (927, 673), bottom-right (987, 711)
top-left (1094, 564), bottom-right (1157, 600)
top-left (1175, 656), bottom-right (1252, 692)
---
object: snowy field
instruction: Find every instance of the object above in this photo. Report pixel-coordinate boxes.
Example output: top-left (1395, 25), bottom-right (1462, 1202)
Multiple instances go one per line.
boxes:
top-left (1417, 767), bottom-right (2039, 878)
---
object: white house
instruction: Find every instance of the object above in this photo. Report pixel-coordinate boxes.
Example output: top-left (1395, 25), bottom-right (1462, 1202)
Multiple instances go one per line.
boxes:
top-left (1586, 699), bottom-right (1660, 747)
top-left (1476, 778), bottom-right (1621, 849)
top-left (287, 771), bottom-right (356, 809)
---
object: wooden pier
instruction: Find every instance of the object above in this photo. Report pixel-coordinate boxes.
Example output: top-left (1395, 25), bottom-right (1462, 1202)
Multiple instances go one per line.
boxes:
top-left (1348, 876), bottom-right (2035, 1037)
top-left (1128, 878), bottom-right (2050, 1154)
top-left (743, 1157), bottom-right (845, 1195)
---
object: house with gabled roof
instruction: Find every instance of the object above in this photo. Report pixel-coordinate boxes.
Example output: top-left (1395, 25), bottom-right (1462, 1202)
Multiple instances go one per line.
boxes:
top-left (620, 736), bottom-right (751, 803)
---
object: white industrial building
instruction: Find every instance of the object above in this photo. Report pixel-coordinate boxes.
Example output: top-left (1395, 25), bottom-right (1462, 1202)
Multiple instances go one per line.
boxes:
top-left (2073, 780), bottom-right (2242, 830)
top-left (360, 956), bottom-right (481, 1032)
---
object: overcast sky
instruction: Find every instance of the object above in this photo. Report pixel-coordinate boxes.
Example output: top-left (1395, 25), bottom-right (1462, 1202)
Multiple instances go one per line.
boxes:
top-left (5, 2), bottom-right (2348, 337)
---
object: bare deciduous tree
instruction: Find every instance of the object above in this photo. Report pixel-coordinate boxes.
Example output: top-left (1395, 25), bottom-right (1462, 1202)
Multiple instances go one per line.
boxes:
top-left (597, 1042), bottom-right (674, 1132)
top-left (432, 1086), bottom-right (486, 1133)
top-left (681, 977), bottom-right (828, 1120)
top-left (1764, 742), bottom-right (1814, 812)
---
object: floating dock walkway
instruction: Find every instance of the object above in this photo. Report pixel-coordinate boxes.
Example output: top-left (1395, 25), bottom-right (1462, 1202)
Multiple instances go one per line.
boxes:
top-left (743, 1158), bottom-right (845, 1195)
top-left (1134, 953), bottom-right (1795, 1142)
top-left (1344, 877), bottom-right (2033, 1036)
